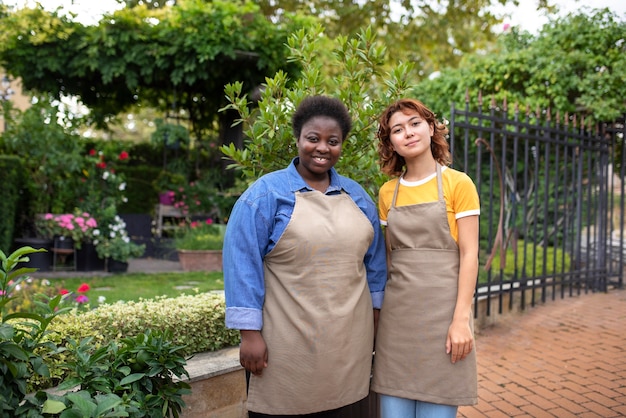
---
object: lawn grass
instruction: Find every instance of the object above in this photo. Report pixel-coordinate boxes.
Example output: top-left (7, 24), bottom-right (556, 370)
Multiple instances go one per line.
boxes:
top-left (43, 271), bottom-right (225, 308)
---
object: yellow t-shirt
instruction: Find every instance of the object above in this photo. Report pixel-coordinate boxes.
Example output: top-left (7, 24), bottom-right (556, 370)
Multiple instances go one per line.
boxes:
top-left (378, 166), bottom-right (480, 242)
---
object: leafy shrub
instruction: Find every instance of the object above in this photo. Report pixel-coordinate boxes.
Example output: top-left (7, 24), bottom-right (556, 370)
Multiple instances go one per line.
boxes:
top-left (173, 220), bottom-right (225, 251)
top-left (33, 291), bottom-right (239, 391)
top-left (486, 240), bottom-right (573, 280)
top-left (2, 246), bottom-right (195, 416)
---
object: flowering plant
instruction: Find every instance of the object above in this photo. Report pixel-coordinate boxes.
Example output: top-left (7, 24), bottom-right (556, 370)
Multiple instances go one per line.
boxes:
top-left (173, 218), bottom-right (225, 251)
top-left (35, 209), bottom-right (99, 249)
top-left (59, 282), bottom-right (92, 312)
top-left (77, 147), bottom-right (129, 216)
top-left (94, 213), bottom-right (145, 262)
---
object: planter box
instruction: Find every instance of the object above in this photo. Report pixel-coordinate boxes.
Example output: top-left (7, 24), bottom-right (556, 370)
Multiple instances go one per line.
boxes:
top-left (178, 250), bottom-right (222, 272)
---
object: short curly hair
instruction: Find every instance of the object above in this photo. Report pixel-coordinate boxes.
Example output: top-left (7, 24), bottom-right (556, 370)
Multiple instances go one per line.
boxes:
top-left (292, 96), bottom-right (352, 140)
top-left (377, 98), bottom-right (450, 177)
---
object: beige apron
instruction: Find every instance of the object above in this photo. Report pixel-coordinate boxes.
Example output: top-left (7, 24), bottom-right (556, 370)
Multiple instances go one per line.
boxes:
top-left (246, 191), bottom-right (375, 415)
top-left (371, 164), bottom-right (477, 406)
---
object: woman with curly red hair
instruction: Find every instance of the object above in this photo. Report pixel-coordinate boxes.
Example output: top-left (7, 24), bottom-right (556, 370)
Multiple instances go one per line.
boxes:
top-left (371, 98), bottom-right (480, 418)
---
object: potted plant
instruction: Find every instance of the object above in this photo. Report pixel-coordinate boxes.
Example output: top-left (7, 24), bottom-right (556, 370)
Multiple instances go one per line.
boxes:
top-left (173, 219), bottom-right (225, 272)
top-left (35, 209), bottom-right (99, 250)
top-left (153, 170), bottom-right (187, 205)
top-left (94, 214), bottom-right (146, 273)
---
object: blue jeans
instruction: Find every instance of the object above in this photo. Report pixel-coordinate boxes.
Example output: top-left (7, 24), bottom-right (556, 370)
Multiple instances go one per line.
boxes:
top-left (379, 394), bottom-right (458, 418)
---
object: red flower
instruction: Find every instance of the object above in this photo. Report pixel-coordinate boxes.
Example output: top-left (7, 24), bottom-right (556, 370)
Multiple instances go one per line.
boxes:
top-left (89, 149), bottom-right (96, 156)
top-left (118, 151), bottom-right (129, 160)
top-left (60, 289), bottom-right (69, 295)
top-left (96, 162), bottom-right (107, 169)
top-left (77, 283), bottom-right (90, 293)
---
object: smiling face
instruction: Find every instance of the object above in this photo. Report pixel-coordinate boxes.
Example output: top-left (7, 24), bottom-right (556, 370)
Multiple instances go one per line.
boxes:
top-left (296, 115), bottom-right (343, 182)
top-left (388, 110), bottom-right (434, 160)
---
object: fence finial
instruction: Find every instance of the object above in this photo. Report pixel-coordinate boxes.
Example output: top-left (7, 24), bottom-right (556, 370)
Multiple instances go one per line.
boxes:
top-left (565, 112), bottom-right (569, 126)
top-left (478, 90), bottom-right (483, 106)
top-left (465, 88), bottom-right (470, 103)
top-left (503, 96), bottom-right (508, 112)
top-left (547, 108), bottom-right (552, 121)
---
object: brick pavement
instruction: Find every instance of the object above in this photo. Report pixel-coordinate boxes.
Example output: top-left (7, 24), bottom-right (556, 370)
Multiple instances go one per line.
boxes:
top-left (459, 288), bottom-right (626, 418)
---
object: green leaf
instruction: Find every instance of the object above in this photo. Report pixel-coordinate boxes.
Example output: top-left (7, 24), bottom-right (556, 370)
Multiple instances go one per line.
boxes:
top-left (120, 373), bottom-right (145, 385)
top-left (43, 399), bottom-right (67, 414)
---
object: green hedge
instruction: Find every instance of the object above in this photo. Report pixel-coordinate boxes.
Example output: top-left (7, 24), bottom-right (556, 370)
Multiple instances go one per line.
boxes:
top-left (117, 165), bottom-right (162, 214)
top-left (0, 156), bottom-right (27, 250)
top-left (34, 292), bottom-right (240, 390)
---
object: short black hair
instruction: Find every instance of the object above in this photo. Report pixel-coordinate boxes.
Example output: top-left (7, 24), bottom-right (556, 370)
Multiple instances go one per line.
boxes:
top-left (291, 96), bottom-right (352, 140)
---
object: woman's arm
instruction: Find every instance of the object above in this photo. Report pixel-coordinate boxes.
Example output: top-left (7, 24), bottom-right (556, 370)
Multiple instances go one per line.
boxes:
top-left (447, 214), bottom-right (479, 364)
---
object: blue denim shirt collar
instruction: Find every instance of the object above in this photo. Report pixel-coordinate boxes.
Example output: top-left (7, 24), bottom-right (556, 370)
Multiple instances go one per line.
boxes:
top-left (287, 157), bottom-right (346, 195)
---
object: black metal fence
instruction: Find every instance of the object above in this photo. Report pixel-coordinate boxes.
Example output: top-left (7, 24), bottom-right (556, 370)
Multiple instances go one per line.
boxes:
top-left (449, 94), bottom-right (625, 317)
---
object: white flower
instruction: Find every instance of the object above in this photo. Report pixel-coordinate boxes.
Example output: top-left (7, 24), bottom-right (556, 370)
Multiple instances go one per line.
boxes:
top-left (98, 296), bottom-right (106, 304)
top-left (102, 171), bottom-right (110, 180)
top-left (119, 182), bottom-right (126, 191)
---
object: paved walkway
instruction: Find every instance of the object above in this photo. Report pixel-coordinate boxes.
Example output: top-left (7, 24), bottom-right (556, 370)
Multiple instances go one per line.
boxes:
top-left (459, 287), bottom-right (626, 418)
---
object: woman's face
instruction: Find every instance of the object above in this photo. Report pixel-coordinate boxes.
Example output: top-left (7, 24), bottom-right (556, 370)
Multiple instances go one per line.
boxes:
top-left (388, 110), bottom-right (434, 159)
top-left (296, 115), bottom-right (343, 179)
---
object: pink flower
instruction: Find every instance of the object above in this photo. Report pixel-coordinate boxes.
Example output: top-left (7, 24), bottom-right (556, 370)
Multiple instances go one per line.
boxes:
top-left (118, 151), bottom-right (129, 160)
top-left (77, 283), bottom-right (90, 293)
top-left (205, 218), bottom-right (213, 225)
top-left (75, 295), bottom-right (89, 304)
top-left (60, 289), bottom-right (69, 295)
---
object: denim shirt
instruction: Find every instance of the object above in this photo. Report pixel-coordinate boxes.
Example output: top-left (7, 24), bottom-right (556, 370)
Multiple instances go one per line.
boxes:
top-left (223, 158), bottom-right (387, 330)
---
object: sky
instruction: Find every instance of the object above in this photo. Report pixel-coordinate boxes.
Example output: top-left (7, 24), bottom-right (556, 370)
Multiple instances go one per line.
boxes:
top-left (6, 0), bottom-right (626, 32)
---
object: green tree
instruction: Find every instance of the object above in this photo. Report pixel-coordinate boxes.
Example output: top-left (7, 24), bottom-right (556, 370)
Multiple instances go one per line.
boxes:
top-left (221, 25), bottom-right (415, 198)
top-left (413, 8), bottom-right (626, 123)
top-left (253, 0), bottom-right (557, 78)
top-left (0, 0), bottom-right (309, 145)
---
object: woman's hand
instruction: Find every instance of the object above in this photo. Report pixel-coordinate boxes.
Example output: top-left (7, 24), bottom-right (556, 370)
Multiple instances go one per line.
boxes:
top-left (240, 330), bottom-right (268, 376)
top-left (446, 318), bottom-right (474, 364)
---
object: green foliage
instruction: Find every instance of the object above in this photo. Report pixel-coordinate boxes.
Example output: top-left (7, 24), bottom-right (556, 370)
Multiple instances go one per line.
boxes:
top-left (46, 331), bottom-right (191, 418)
top-left (173, 221), bottom-right (225, 251)
top-left (491, 240), bottom-right (573, 279)
top-left (115, 165), bottom-right (162, 214)
top-left (0, 0), bottom-right (308, 139)
top-left (221, 25), bottom-right (415, 198)
top-left (0, 102), bottom-right (85, 216)
top-left (0, 246), bottom-right (71, 416)
top-left (1, 246), bottom-right (195, 416)
top-left (36, 292), bottom-right (239, 392)
top-left (150, 118), bottom-right (189, 148)
top-left (0, 156), bottom-right (25, 251)
top-left (414, 8), bottom-right (626, 123)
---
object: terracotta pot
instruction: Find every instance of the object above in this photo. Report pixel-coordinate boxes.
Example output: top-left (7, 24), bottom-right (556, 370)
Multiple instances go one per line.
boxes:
top-left (177, 250), bottom-right (222, 272)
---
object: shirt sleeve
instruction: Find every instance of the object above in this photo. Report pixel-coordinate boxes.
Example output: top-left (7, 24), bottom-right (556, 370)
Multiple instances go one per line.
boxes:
top-left (223, 184), bottom-right (272, 331)
top-left (453, 172), bottom-right (480, 219)
top-left (351, 185), bottom-right (387, 309)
